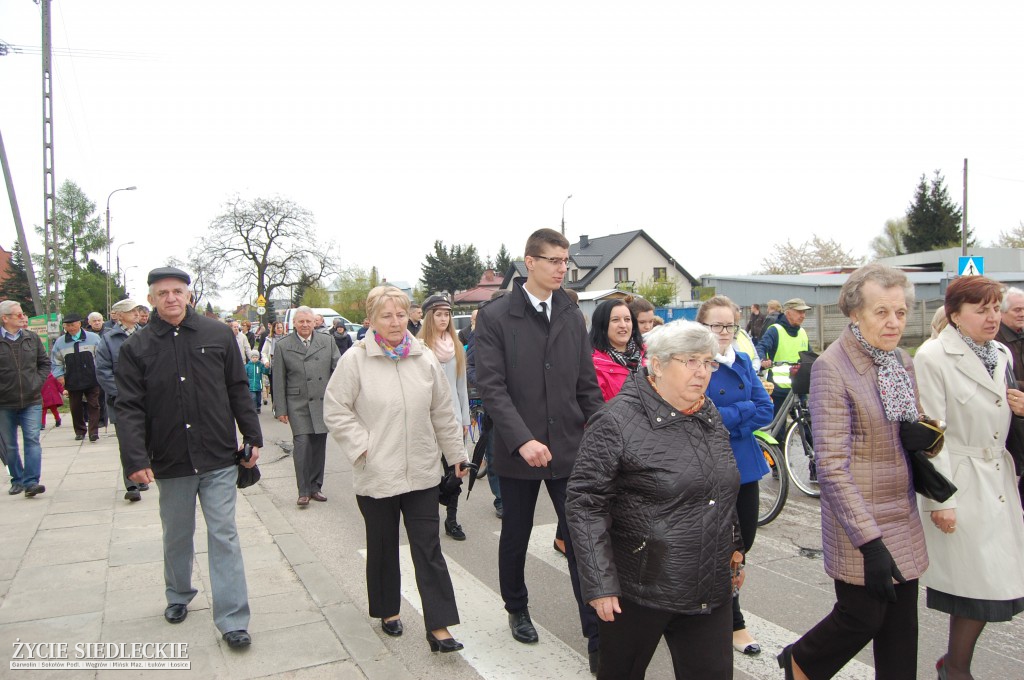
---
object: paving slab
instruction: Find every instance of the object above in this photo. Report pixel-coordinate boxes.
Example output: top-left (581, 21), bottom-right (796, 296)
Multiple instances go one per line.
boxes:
top-left (215, 620), bottom-right (349, 679)
top-left (11, 560), bottom-right (108, 593)
top-left (107, 539), bottom-right (165, 567)
top-left (248, 591), bottom-right (324, 632)
top-left (39, 509), bottom-right (113, 530)
top-left (0, 583), bottom-right (105, 624)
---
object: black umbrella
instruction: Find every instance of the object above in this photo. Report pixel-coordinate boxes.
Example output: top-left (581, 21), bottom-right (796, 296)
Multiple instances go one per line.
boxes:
top-left (465, 413), bottom-right (492, 498)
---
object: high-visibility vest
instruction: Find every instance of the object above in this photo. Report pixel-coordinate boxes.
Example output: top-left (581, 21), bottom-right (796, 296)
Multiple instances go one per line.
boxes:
top-left (733, 328), bottom-right (758, 363)
top-left (768, 323), bottom-right (808, 389)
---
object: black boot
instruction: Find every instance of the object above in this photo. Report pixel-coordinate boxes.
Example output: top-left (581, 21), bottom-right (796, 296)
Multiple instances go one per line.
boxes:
top-left (444, 505), bottom-right (466, 541)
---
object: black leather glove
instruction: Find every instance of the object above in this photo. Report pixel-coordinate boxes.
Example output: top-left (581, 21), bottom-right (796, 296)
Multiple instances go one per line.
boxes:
top-left (899, 419), bottom-right (943, 454)
top-left (860, 537), bottom-right (906, 602)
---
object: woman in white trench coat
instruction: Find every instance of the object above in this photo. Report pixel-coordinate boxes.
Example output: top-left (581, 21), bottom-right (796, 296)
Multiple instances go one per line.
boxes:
top-left (914, 276), bottom-right (1024, 680)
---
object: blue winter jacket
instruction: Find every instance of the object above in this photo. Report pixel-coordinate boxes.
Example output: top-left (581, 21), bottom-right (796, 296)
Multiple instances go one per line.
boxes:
top-left (706, 351), bottom-right (774, 484)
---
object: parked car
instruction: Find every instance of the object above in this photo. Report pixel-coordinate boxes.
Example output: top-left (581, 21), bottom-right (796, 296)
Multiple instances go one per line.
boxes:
top-left (281, 307), bottom-right (351, 334)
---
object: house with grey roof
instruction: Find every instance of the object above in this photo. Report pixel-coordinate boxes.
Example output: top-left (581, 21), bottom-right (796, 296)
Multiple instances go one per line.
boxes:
top-left (500, 229), bottom-right (699, 304)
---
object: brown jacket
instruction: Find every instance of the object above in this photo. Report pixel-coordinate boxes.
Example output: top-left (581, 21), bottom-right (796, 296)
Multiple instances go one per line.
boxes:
top-left (809, 326), bottom-right (928, 585)
top-left (997, 322), bottom-right (1024, 384)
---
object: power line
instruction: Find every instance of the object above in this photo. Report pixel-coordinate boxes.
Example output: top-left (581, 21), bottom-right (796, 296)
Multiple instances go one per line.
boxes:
top-left (0, 42), bottom-right (156, 61)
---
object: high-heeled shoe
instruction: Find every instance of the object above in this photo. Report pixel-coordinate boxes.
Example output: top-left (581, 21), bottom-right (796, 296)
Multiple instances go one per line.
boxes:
top-left (936, 656), bottom-right (948, 680)
top-left (777, 644), bottom-right (795, 680)
top-left (426, 630), bottom-right (464, 653)
top-left (381, 618), bottom-right (403, 637)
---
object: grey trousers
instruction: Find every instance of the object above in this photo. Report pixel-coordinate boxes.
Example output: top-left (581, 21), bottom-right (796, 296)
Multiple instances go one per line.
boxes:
top-left (292, 433), bottom-right (327, 497)
top-left (156, 465), bottom-right (250, 634)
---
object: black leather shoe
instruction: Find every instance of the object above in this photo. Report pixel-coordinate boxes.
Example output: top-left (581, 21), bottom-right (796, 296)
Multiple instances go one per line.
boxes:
top-left (164, 604), bottom-right (188, 624)
top-left (138, 483), bottom-right (149, 491)
top-left (426, 630), bottom-right (464, 653)
top-left (24, 484), bottom-right (45, 497)
top-left (222, 630), bottom-right (251, 649)
top-left (508, 608), bottom-right (539, 644)
top-left (381, 618), bottom-right (403, 637)
top-left (589, 650), bottom-right (599, 674)
top-left (125, 489), bottom-right (142, 502)
top-left (445, 519), bottom-right (466, 541)
top-left (75, 434), bottom-right (85, 441)
top-left (89, 434), bottom-right (99, 442)
top-left (8, 483), bottom-right (24, 495)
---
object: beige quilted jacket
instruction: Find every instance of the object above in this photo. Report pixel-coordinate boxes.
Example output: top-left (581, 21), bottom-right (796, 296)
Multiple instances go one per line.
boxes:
top-left (809, 326), bottom-right (929, 585)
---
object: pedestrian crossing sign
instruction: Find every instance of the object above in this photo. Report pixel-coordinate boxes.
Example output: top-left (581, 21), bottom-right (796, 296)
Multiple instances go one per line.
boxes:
top-left (958, 256), bottom-right (984, 277)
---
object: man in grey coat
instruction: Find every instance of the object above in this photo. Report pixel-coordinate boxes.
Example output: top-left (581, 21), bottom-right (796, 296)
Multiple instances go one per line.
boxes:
top-left (273, 306), bottom-right (340, 506)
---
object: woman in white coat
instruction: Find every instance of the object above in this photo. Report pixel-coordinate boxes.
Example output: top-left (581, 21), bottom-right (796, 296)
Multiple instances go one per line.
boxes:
top-left (417, 293), bottom-right (471, 541)
top-left (914, 276), bottom-right (1024, 680)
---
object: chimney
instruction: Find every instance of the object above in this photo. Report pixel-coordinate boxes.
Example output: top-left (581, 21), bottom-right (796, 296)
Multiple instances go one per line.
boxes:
top-left (580, 234), bottom-right (589, 249)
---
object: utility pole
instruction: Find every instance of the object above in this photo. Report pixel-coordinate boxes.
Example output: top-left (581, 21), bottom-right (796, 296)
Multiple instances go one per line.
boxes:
top-left (0, 128), bottom-right (43, 315)
top-left (39, 0), bottom-right (60, 318)
top-left (961, 158), bottom-right (968, 257)
top-left (561, 194), bottom-right (572, 236)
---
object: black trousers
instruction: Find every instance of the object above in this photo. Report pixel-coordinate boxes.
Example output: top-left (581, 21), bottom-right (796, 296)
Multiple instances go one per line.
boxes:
top-left (793, 579), bottom-right (918, 680)
top-left (498, 475), bottom-right (600, 652)
top-left (597, 597), bottom-right (732, 680)
top-left (733, 481), bottom-right (759, 631)
top-left (355, 487), bottom-right (460, 631)
top-left (68, 386), bottom-right (101, 437)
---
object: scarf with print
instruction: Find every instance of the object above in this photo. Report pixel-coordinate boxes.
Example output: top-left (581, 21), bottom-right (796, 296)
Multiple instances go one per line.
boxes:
top-left (374, 330), bottom-right (412, 361)
top-left (607, 338), bottom-right (643, 373)
top-left (851, 323), bottom-right (918, 423)
top-left (957, 327), bottom-right (999, 378)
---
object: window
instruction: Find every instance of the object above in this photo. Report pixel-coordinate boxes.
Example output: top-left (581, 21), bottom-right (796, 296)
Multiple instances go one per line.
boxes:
top-left (653, 267), bottom-right (667, 281)
top-left (614, 268), bottom-right (629, 282)
top-left (571, 269), bottom-right (578, 282)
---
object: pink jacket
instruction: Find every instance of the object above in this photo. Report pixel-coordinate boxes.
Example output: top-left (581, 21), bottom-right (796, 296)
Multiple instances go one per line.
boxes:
top-left (593, 349), bottom-right (645, 402)
top-left (809, 327), bottom-right (928, 585)
top-left (41, 374), bottom-right (64, 409)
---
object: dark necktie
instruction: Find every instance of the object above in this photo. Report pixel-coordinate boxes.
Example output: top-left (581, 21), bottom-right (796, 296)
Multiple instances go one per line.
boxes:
top-left (538, 301), bottom-right (549, 326)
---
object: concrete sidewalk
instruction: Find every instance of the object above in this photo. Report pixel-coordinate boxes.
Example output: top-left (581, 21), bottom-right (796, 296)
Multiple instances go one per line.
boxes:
top-left (0, 421), bottom-right (414, 679)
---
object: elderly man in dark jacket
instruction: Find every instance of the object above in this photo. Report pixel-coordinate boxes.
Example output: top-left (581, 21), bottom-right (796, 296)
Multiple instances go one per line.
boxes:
top-left (476, 228), bottom-right (605, 671)
top-left (0, 300), bottom-right (51, 497)
top-left (115, 267), bottom-right (262, 650)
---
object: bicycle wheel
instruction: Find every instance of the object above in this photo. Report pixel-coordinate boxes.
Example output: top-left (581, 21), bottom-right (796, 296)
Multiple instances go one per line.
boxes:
top-left (784, 419), bottom-right (821, 498)
top-left (757, 439), bottom-right (788, 526)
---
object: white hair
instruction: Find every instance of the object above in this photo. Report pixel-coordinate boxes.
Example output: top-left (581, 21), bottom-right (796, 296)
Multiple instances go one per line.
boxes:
top-left (644, 320), bottom-right (718, 366)
top-left (294, 306), bottom-right (315, 318)
top-left (0, 300), bottom-right (23, 316)
top-left (1002, 287), bottom-right (1024, 312)
top-left (88, 312), bottom-right (103, 322)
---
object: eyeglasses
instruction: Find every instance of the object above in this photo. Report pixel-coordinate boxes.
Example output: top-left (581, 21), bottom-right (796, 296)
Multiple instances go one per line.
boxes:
top-left (532, 255), bottom-right (571, 267)
top-left (701, 323), bottom-right (738, 334)
top-left (669, 356), bottom-right (720, 373)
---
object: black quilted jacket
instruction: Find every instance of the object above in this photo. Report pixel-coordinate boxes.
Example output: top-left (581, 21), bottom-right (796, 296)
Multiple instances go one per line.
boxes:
top-left (566, 369), bottom-right (741, 615)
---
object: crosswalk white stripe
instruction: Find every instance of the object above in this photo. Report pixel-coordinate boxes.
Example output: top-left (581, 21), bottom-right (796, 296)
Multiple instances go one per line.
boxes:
top-left (359, 547), bottom-right (593, 679)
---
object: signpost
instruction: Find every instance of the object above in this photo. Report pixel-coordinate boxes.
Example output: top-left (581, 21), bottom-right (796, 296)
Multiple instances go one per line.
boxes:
top-left (958, 256), bottom-right (984, 277)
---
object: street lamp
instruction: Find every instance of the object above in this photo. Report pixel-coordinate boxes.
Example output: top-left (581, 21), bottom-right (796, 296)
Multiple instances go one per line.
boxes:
top-left (106, 186), bottom-right (137, 314)
top-left (561, 194), bottom-right (573, 236)
top-left (115, 241), bottom-right (135, 292)
top-left (122, 266), bottom-right (138, 297)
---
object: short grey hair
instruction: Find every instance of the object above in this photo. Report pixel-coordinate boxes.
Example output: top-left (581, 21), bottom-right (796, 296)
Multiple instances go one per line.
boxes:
top-left (294, 305), bottom-right (315, 318)
top-left (88, 312), bottom-right (103, 322)
top-left (838, 263), bottom-right (915, 317)
top-left (644, 320), bottom-right (718, 367)
top-left (0, 300), bottom-right (23, 316)
top-left (1002, 287), bottom-right (1024, 312)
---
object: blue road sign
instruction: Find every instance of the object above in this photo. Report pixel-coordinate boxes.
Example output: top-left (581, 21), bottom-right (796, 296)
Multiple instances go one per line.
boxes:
top-left (958, 256), bottom-right (984, 276)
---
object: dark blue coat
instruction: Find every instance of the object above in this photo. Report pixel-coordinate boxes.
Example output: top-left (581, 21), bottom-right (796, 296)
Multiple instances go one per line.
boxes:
top-left (706, 351), bottom-right (774, 484)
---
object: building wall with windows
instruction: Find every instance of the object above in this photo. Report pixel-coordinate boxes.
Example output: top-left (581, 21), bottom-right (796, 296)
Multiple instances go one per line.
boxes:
top-left (582, 236), bottom-right (692, 300)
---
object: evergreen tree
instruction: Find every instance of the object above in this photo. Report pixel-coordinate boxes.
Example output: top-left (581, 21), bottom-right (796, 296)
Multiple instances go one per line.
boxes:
top-left (0, 242), bottom-right (37, 313)
top-left (420, 241), bottom-right (484, 299)
top-left (33, 180), bottom-right (108, 279)
top-left (291, 271), bottom-right (319, 307)
top-left (903, 171), bottom-right (971, 253)
top-left (62, 260), bottom-right (125, 317)
top-left (495, 243), bottom-right (513, 275)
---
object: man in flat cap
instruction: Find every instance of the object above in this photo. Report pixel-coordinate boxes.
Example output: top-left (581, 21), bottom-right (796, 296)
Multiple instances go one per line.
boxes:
top-left (50, 311), bottom-right (104, 442)
top-left (756, 297), bottom-right (811, 415)
top-left (115, 266), bottom-right (263, 649)
top-left (96, 299), bottom-right (148, 502)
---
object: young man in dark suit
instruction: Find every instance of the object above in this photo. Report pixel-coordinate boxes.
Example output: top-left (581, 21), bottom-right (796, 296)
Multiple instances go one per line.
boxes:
top-left (476, 228), bottom-right (604, 673)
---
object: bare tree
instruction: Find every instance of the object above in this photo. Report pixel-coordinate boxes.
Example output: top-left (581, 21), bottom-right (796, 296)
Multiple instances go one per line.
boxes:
top-left (760, 236), bottom-right (860, 275)
top-left (167, 245), bottom-right (220, 309)
top-left (200, 196), bottom-right (336, 303)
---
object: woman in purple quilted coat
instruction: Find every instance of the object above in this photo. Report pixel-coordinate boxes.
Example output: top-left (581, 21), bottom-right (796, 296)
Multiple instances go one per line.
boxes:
top-left (779, 264), bottom-right (930, 680)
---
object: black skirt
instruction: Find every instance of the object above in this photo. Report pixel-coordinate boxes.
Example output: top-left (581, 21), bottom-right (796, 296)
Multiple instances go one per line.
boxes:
top-left (927, 587), bottom-right (1024, 622)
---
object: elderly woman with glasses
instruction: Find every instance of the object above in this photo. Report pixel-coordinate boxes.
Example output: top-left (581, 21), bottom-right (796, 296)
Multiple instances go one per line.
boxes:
top-left (698, 296), bottom-right (774, 658)
top-left (780, 264), bottom-right (932, 680)
top-left (567, 321), bottom-right (744, 679)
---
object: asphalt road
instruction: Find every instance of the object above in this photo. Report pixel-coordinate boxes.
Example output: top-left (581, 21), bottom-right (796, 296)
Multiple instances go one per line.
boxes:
top-left (253, 413), bottom-right (1024, 680)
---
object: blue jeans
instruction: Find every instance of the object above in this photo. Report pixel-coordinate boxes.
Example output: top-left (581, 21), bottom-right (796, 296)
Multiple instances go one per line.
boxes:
top-left (1, 404), bottom-right (43, 486)
top-left (250, 391), bottom-right (261, 412)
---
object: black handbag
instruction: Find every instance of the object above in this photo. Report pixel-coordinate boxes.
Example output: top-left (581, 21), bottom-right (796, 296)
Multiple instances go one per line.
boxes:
top-left (235, 444), bottom-right (261, 489)
top-left (1003, 363), bottom-right (1024, 476)
top-left (907, 448), bottom-right (957, 503)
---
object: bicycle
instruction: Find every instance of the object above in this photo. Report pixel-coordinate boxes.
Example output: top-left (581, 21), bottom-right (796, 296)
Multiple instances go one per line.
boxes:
top-left (754, 433), bottom-right (788, 526)
top-left (783, 389), bottom-right (819, 497)
top-left (467, 389), bottom-right (487, 477)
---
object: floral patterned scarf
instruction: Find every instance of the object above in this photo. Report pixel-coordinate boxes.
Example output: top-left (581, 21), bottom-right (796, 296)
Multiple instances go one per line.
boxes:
top-left (851, 323), bottom-right (918, 423)
top-left (374, 330), bottom-right (412, 361)
top-left (957, 328), bottom-right (999, 378)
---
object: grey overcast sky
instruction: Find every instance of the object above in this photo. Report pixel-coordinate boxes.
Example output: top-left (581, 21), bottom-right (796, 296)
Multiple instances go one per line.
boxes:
top-left (1, 1), bottom-right (1022, 305)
